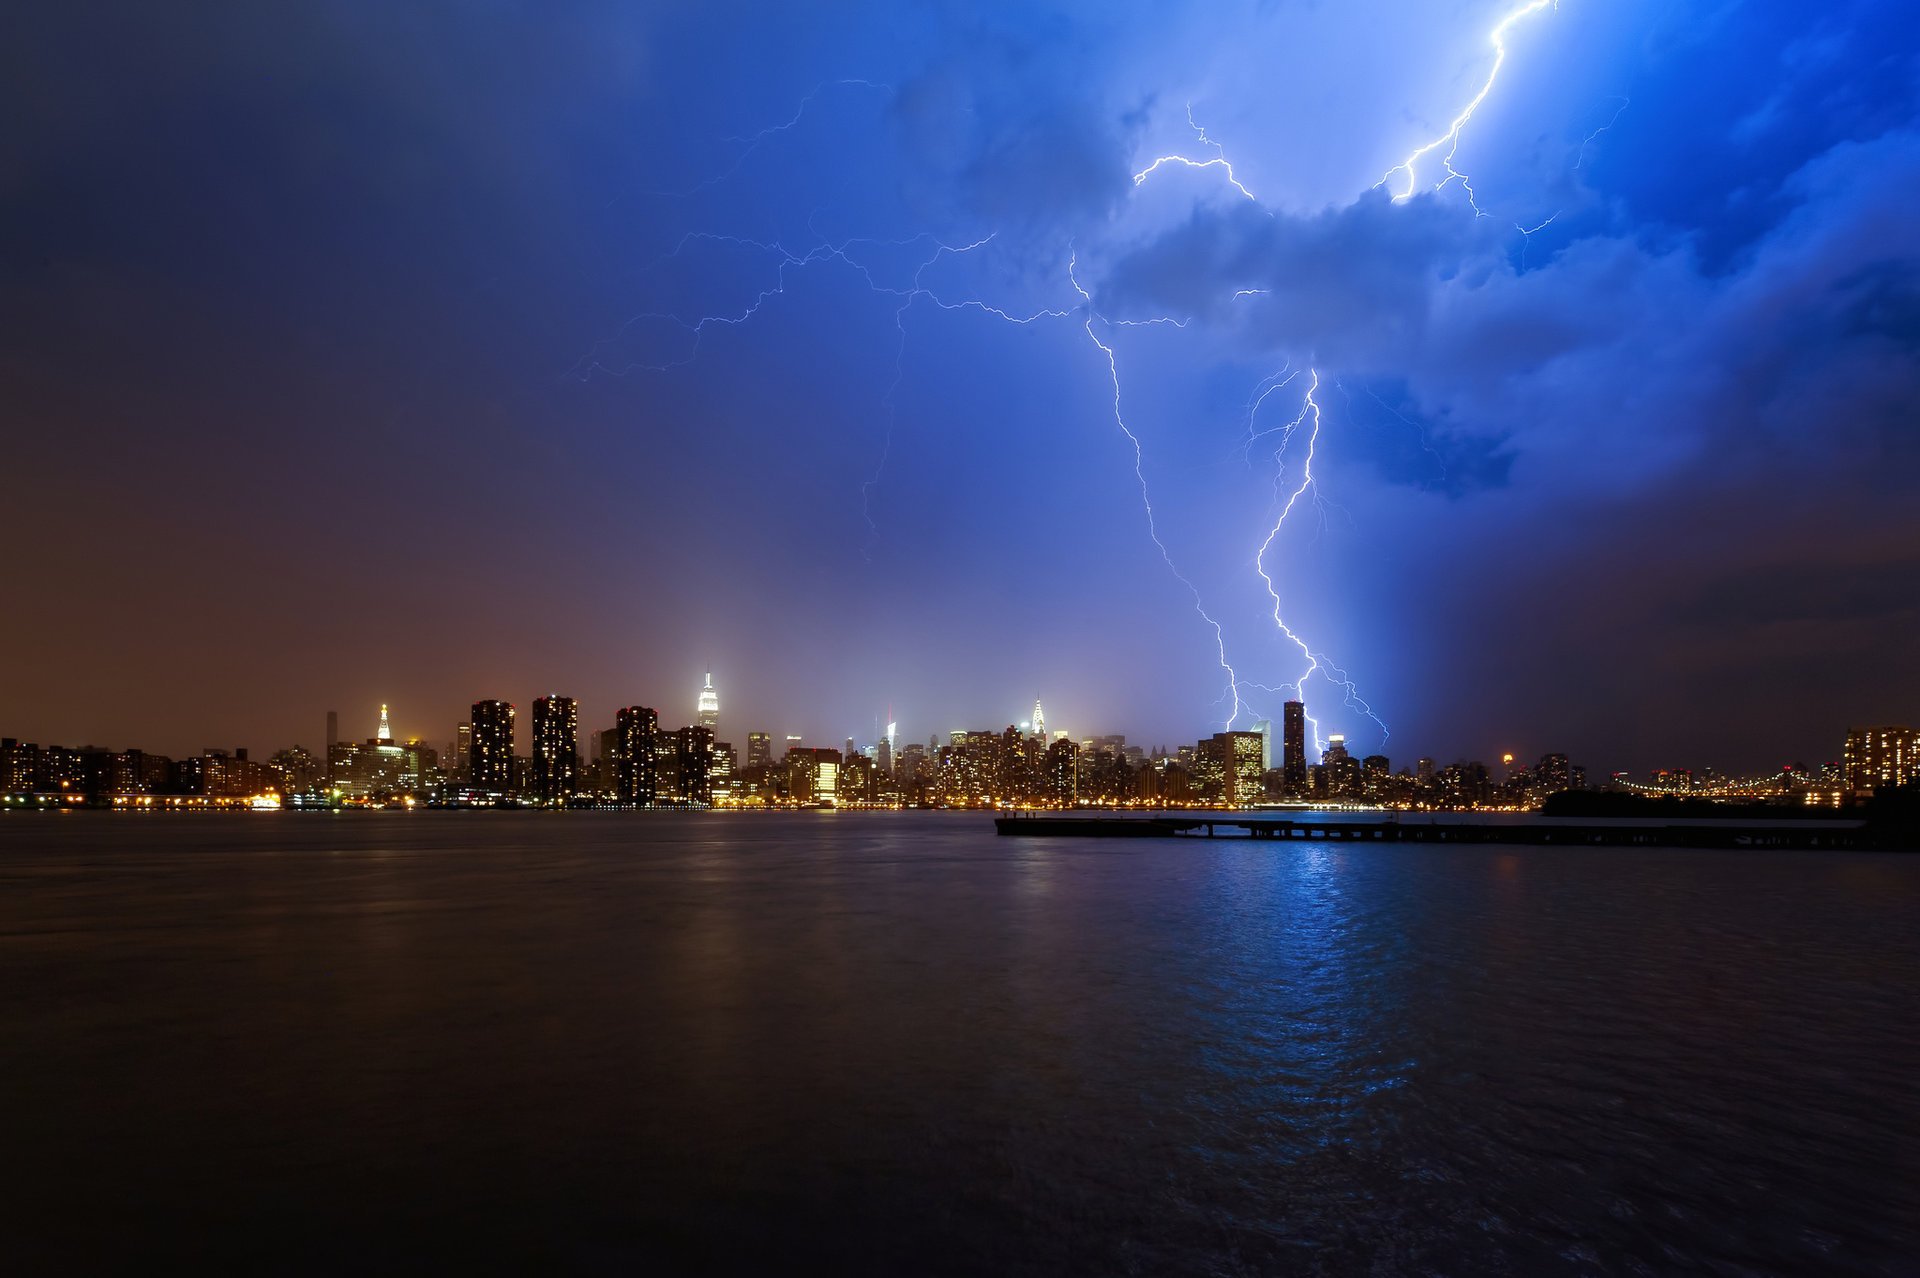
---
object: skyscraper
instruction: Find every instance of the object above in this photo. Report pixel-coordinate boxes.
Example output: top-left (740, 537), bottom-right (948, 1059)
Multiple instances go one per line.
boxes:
top-left (376, 703), bottom-right (392, 743)
top-left (675, 725), bottom-right (714, 806)
top-left (1032, 701), bottom-right (1046, 739)
top-left (325, 710), bottom-right (338, 783)
top-left (469, 700), bottom-right (515, 792)
top-left (615, 706), bottom-right (658, 805)
top-left (1221, 731), bottom-right (1265, 806)
top-left (1844, 725), bottom-right (1919, 795)
top-left (697, 673), bottom-right (719, 733)
top-left (1252, 719), bottom-right (1273, 772)
top-left (1282, 700), bottom-right (1307, 795)
top-left (746, 732), bottom-right (772, 770)
top-left (531, 695), bottom-right (579, 804)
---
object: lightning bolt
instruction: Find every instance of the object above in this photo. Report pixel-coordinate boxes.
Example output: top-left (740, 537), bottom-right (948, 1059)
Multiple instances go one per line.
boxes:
top-left (580, 2), bottom-right (1577, 755)
top-left (1132, 103), bottom-right (1262, 202)
top-left (1379, 0), bottom-right (1555, 213)
top-left (1068, 251), bottom-right (1245, 729)
top-left (1245, 371), bottom-right (1388, 753)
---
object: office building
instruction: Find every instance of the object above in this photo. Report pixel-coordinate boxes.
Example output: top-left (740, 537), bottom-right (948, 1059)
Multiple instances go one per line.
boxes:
top-left (1283, 700), bottom-right (1307, 795)
top-left (697, 673), bottom-right (719, 733)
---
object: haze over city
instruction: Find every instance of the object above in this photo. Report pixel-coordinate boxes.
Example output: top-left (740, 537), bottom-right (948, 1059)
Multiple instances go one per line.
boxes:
top-left (6, 2), bottom-right (1917, 771)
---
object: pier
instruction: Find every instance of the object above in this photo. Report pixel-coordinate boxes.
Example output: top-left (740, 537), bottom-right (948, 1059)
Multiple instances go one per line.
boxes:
top-left (993, 812), bottom-right (1897, 850)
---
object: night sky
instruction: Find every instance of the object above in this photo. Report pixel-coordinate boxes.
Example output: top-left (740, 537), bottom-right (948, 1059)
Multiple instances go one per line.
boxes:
top-left (4, 1), bottom-right (1917, 772)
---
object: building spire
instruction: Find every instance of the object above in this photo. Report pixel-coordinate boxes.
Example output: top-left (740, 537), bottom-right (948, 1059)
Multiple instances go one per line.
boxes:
top-left (697, 672), bottom-right (719, 731)
top-left (377, 703), bottom-right (392, 742)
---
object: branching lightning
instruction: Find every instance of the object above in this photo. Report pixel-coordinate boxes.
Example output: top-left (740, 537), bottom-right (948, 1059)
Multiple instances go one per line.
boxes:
top-left (1132, 104), bottom-right (1262, 202)
top-left (1068, 251), bottom-right (1245, 729)
top-left (579, 2), bottom-right (1576, 752)
top-left (1246, 371), bottom-right (1387, 752)
top-left (1379, 0), bottom-right (1554, 213)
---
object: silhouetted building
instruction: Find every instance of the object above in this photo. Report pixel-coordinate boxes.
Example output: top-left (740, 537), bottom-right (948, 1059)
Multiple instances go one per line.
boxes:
top-left (1046, 737), bottom-right (1078, 806)
top-left (1283, 700), bottom-right (1307, 795)
top-left (674, 725), bottom-right (714, 806)
top-left (747, 732), bottom-right (772, 770)
top-left (470, 700), bottom-right (516, 792)
top-left (531, 695), bottom-right (579, 803)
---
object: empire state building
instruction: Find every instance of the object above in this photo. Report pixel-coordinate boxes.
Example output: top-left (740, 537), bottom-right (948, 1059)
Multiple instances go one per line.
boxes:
top-left (697, 673), bottom-right (719, 733)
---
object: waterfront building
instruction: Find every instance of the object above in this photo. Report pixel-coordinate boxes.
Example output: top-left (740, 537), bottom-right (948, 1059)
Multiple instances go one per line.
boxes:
top-left (269, 746), bottom-right (320, 793)
top-left (674, 726), bottom-right (714, 806)
top-left (469, 700), bottom-right (516, 792)
top-left (747, 732), bottom-right (772, 770)
top-left (786, 746), bottom-right (841, 805)
top-left (1223, 731), bottom-right (1264, 806)
top-left (1046, 737), bottom-right (1078, 806)
top-left (1844, 725), bottom-right (1919, 795)
top-left (614, 706), bottom-right (658, 805)
top-left (329, 706), bottom-right (433, 798)
top-left (531, 695), bottom-right (579, 804)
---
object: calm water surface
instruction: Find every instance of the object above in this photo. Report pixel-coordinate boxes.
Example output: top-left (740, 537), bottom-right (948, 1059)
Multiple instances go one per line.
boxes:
top-left (1, 813), bottom-right (1914, 1274)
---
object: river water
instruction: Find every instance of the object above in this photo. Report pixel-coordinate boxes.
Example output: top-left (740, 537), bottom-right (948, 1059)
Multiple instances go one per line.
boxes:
top-left (1, 812), bottom-right (1914, 1274)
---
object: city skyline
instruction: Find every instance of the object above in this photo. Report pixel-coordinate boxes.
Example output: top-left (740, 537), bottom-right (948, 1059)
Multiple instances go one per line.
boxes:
top-left (4, 3), bottom-right (1916, 777)
top-left (13, 668), bottom-right (1911, 801)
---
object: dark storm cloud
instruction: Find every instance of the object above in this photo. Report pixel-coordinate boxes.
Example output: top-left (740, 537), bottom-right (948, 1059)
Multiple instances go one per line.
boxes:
top-left (1099, 189), bottom-right (1497, 366)
top-left (1, 0), bottom-right (1916, 772)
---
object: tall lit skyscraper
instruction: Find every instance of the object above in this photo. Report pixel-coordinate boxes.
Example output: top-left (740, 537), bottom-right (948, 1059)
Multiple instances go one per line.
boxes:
top-left (675, 725), bottom-right (714, 806)
top-left (697, 673), bottom-right (719, 733)
top-left (1282, 700), bottom-right (1307, 795)
top-left (531, 695), bottom-right (579, 804)
top-left (1032, 701), bottom-right (1046, 739)
top-left (470, 700), bottom-right (515, 792)
top-left (615, 706), bottom-right (658, 805)
top-left (376, 703), bottom-right (392, 743)
top-left (1252, 719), bottom-right (1273, 773)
